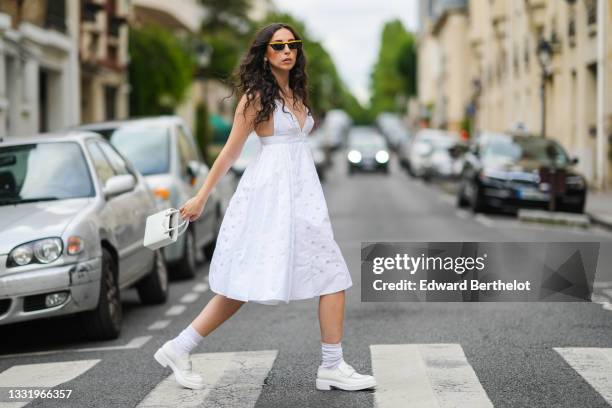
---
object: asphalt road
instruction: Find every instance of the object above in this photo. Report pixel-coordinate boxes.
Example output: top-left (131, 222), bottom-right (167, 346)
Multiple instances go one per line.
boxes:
top-left (1, 149), bottom-right (611, 408)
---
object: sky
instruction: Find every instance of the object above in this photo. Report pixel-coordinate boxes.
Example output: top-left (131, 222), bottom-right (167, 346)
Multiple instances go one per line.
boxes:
top-left (273, 0), bottom-right (419, 105)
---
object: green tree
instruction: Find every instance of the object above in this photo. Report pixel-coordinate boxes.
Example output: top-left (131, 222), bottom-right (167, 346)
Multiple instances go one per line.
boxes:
top-left (369, 20), bottom-right (417, 116)
top-left (129, 25), bottom-right (195, 116)
top-left (199, 0), bottom-right (253, 32)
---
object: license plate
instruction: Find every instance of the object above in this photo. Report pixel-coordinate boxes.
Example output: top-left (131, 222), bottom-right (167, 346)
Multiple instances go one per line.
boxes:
top-left (517, 188), bottom-right (549, 201)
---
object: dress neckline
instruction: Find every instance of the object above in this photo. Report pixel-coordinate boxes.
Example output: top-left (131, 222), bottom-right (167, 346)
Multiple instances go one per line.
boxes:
top-left (276, 98), bottom-right (310, 133)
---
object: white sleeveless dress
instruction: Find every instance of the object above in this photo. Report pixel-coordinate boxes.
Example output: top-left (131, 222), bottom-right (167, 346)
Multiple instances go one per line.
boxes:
top-left (208, 98), bottom-right (353, 305)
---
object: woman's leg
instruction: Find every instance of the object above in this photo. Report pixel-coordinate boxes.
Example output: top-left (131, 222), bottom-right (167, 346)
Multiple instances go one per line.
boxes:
top-left (167, 294), bottom-right (245, 358)
top-left (191, 294), bottom-right (246, 336)
top-left (319, 290), bottom-right (345, 343)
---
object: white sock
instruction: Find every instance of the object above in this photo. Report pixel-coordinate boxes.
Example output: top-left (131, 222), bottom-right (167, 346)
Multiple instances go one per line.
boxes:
top-left (169, 324), bottom-right (205, 357)
top-left (321, 341), bottom-right (343, 369)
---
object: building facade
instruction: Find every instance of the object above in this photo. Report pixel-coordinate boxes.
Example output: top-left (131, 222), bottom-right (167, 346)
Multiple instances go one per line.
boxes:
top-left (418, 0), bottom-right (472, 132)
top-left (418, 0), bottom-right (611, 188)
top-left (79, 0), bottom-right (131, 123)
top-left (0, 0), bottom-right (80, 138)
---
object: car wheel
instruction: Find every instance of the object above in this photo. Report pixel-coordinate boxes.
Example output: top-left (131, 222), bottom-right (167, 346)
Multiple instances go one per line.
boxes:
top-left (470, 182), bottom-right (486, 213)
top-left (174, 229), bottom-right (197, 279)
top-left (80, 248), bottom-right (122, 340)
top-left (457, 181), bottom-right (470, 208)
top-left (136, 250), bottom-right (169, 305)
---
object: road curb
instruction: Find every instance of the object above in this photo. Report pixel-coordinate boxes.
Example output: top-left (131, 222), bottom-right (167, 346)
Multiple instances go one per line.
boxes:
top-left (587, 213), bottom-right (612, 231)
top-left (518, 209), bottom-right (590, 228)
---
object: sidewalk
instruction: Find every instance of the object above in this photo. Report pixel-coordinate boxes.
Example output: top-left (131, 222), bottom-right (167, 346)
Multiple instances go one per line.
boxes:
top-left (586, 190), bottom-right (612, 229)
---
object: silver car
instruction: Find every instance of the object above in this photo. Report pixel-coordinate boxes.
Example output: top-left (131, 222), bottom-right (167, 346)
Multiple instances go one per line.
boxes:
top-left (74, 117), bottom-right (227, 279)
top-left (0, 132), bottom-right (169, 340)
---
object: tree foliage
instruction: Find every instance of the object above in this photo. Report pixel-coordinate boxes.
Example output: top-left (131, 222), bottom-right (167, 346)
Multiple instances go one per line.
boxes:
top-left (129, 26), bottom-right (195, 116)
top-left (369, 20), bottom-right (417, 116)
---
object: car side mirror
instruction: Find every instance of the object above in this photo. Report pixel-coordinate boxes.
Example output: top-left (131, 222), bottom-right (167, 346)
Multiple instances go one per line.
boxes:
top-left (187, 160), bottom-right (201, 179)
top-left (104, 174), bottom-right (136, 198)
top-left (571, 156), bottom-right (579, 165)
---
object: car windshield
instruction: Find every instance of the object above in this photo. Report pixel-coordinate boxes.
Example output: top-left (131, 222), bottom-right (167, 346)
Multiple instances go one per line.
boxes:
top-left (0, 142), bottom-right (94, 206)
top-left (483, 137), bottom-right (570, 166)
top-left (108, 126), bottom-right (170, 175)
top-left (349, 133), bottom-right (385, 148)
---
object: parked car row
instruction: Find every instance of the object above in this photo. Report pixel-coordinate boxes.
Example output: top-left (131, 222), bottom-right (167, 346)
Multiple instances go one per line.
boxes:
top-left (399, 128), bottom-right (467, 181)
top-left (396, 126), bottom-right (587, 214)
top-left (0, 116), bottom-right (227, 340)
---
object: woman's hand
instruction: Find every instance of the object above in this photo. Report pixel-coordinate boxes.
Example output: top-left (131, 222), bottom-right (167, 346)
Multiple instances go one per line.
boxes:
top-left (179, 195), bottom-right (207, 222)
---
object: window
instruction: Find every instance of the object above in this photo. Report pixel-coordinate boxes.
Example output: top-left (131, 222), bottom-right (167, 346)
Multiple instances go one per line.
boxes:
top-left (97, 141), bottom-right (131, 176)
top-left (176, 125), bottom-right (197, 179)
top-left (87, 141), bottom-right (115, 185)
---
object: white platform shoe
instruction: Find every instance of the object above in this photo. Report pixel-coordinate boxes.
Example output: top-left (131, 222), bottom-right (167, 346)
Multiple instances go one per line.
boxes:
top-left (154, 340), bottom-right (205, 390)
top-left (316, 360), bottom-right (377, 391)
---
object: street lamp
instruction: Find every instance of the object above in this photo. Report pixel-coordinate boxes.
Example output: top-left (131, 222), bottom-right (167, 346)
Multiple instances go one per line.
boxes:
top-left (536, 38), bottom-right (553, 139)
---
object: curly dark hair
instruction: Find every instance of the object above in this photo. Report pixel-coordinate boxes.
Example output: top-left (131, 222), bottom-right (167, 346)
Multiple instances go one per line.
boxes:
top-left (232, 23), bottom-right (312, 128)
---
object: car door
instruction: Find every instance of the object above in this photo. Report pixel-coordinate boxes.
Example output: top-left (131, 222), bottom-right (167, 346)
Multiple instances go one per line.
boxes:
top-left (96, 140), bottom-right (156, 283)
top-left (175, 125), bottom-right (215, 247)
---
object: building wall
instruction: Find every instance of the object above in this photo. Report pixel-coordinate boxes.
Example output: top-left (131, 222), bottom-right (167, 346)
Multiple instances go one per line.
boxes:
top-left (417, 0), bottom-right (471, 131)
top-left (463, 0), bottom-right (611, 187)
top-left (0, 0), bottom-right (80, 138)
top-left (79, 0), bottom-right (131, 123)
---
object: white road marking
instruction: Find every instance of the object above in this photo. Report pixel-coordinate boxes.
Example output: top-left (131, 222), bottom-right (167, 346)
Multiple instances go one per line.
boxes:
top-left (0, 360), bottom-right (100, 407)
top-left (180, 293), bottom-right (200, 303)
top-left (602, 289), bottom-right (612, 300)
top-left (138, 349), bottom-right (278, 407)
top-left (474, 214), bottom-right (494, 227)
top-left (0, 336), bottom-right (152, 359)
top-left (193, 283), bottom-right (209, 293)
top-left (555, 347), bottom-right (612, 404)
top-left (148, 320), bottom-right (172, 331)
top-left (455, 210), bottom-right (469, 219)
top-left (370, 343), bottom-right (493, 408)
top-left (165, 305), bottom-right (186, 316)
top-left (438, 194), bottom-right (455, 206)
top-left (594, 281), bottom-right (612, 289)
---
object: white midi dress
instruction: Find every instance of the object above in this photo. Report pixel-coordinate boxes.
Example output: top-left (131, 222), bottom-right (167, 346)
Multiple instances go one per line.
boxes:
top-left (208, 98), bottom-right (353, 305)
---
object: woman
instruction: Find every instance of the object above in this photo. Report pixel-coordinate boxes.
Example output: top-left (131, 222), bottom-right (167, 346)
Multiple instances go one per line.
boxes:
top-left (153, 23), bottom-right (377, 392)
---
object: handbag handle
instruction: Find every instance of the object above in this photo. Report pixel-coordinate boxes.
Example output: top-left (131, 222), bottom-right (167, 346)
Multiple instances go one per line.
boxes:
top-left (164, 208), bottom-right (190, 237)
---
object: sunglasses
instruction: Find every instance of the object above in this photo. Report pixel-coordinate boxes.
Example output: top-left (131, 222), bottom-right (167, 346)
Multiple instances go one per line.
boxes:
top-left (268, 40), bottom-right (302, 51)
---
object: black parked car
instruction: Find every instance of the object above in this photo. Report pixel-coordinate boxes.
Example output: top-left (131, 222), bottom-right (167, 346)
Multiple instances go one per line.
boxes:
top-left (457, 133), bottom-right (587, 213)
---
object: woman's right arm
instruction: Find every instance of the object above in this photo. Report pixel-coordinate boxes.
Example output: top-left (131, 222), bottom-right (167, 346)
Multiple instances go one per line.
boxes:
top-left (180, 93), bottom-right (258, 221)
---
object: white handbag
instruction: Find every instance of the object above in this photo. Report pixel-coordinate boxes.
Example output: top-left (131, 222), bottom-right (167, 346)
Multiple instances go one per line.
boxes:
top-left (143, 208), bottom-right (190, 250)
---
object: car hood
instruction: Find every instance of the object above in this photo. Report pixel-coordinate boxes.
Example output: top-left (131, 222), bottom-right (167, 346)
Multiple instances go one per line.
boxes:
top-left (0, 198), bottom-right (92, 255)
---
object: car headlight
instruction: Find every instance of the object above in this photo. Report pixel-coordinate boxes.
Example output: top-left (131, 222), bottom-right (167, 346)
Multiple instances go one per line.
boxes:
top-left (8, 238), bottom-right (63, 267)
top-left (375, 150), bottom-right (389, 163)
top-left (348, 150), bottom-right (362, 163)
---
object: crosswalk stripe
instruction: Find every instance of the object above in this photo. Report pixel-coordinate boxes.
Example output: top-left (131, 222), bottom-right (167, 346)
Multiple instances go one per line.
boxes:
top-left (193, 283), bottom-right (209, 293)
top-left (180, 292), bottom-right (200, 303)
top-left (148, 320), bottom-right (172, 330)
top-left (138, 349), bottom-right (278, 407)
top-left (370, 344), bottom-right (493, 408)
top-left (0, 360), bottom-right (100, 407)
top-left (0, 336), bottom-right (152, 359)
top-left (554, 347), bottom-right (612, 404)
top-left (165, 305), bottom-right (186, 316)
